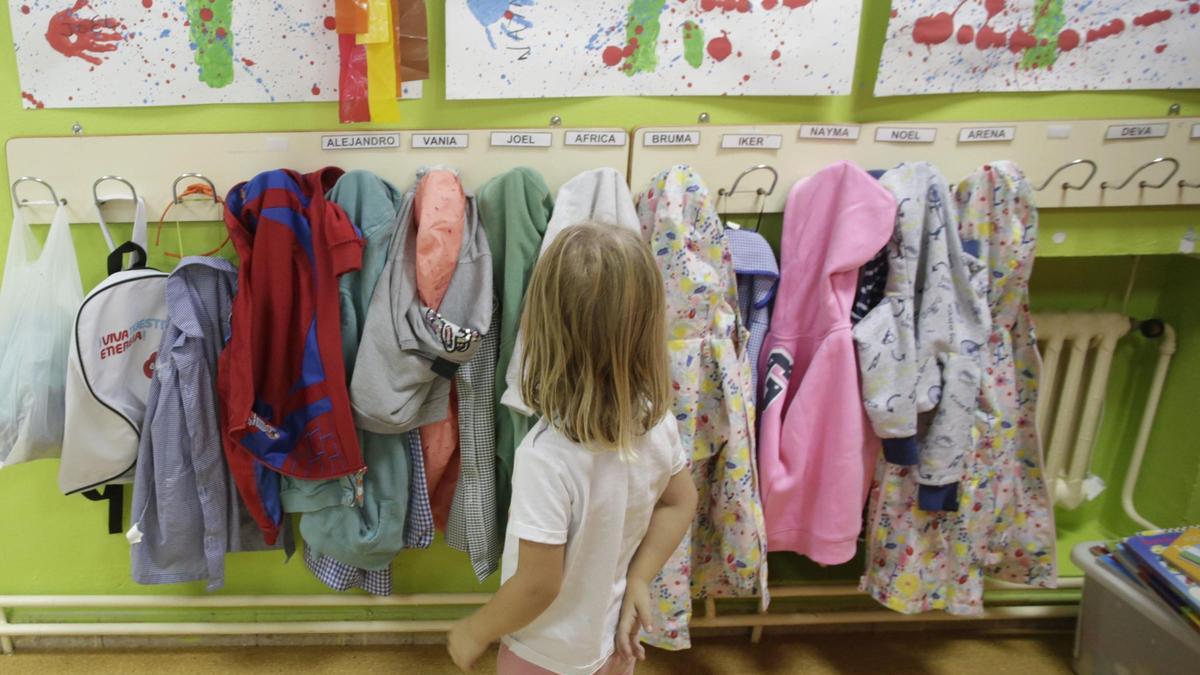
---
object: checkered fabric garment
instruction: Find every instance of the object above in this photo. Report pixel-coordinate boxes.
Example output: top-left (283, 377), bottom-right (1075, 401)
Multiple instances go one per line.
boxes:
top-left (447, 309), bottom-right (501, 581)
top-left (302, 542), bottom-right (390, 596)
top-left (404, 429), bottom-right (435, 549)
top-left (726, 228), bottom-right (779, 395)
top-left (851, 247), bottom-right (889, 325)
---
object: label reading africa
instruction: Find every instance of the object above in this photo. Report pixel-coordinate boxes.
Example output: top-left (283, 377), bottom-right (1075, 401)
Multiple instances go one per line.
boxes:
top-left (564, 130), bottom-right (628, 146)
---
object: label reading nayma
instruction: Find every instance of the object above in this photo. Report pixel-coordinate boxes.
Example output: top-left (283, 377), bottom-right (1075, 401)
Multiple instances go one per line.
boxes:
top-left (322, 133), bottom-right (401, 151)
top-left (958, 126), bottom-right (1015, 143)
top-left (490, 131), bottom-right (552, 147)
top-left (875, 127), bottom-right (937, 143)
top-left (721, 134), bottom-right (783, 149)
top-left (565, 130), bottom-right (627, 146)
top-left (1105, 123), bottom-right (1169, 140)
top-left (412, 133), bottom-right (469, 149)
top-left (799, 124), bottom-right (861, 140)
top-left (644, 130), bottom-right (700, 147)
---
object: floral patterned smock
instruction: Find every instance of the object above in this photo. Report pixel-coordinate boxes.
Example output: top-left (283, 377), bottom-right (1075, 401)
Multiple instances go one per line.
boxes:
top-left (636, 165), bottom-right (768, 649)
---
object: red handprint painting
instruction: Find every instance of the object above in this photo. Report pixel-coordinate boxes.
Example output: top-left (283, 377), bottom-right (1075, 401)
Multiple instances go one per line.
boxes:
top-left (44, 0), bottom-right (123, 66)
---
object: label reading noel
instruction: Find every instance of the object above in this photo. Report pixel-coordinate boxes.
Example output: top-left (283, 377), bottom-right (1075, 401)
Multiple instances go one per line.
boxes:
top-left (321, 133), bottom-right (401, 151)
top-left (721, 134), bottom-right (783, 150)
top-left (643, 131), bottom-right (701, 147)
top-left (412, 134), bottom-right (469, 149)
top-left (875, 127), bottom-right (937, 143)
top-left (490, 132), bottom-right (553, 147)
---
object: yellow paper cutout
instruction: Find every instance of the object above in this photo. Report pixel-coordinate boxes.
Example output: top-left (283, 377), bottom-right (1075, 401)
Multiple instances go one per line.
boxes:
top-left (365, 0), bottom-right (400, 122)
top-left (357, 0), bottom-right (391, 45)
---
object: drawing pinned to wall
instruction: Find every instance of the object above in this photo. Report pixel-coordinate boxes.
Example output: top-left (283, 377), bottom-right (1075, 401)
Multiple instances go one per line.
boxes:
top-left (444, 0), bottom-right (862, 99)
top-left (875, 1), bottom-right (1200, 96)
top-left (8, 0), bottom-right (422, 109)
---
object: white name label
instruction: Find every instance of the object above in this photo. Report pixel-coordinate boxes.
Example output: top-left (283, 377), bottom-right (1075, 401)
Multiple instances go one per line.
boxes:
top-left (321, 133), bottom-right (401, 151)
top-left (564, 130), bottom-right (628, 146)
top-left (644, 131), bottom-right (700, 147)
top-left (490, 132), bottom-right (553, 147)
top-left (412, 133), bottom-right (469, 149)
top-left (875, 127), bottom-right (937, 143)
top-left (799, 124), bottom-right (861, 141)
top-left (721, 134), bottom-right (783, 150)
top-left (1105, 123), bottom-right (1169, 140)
top-left (1192, 123), bottom-right (1200, 139)
top-left (958, 126), bottom-right (1016, 143)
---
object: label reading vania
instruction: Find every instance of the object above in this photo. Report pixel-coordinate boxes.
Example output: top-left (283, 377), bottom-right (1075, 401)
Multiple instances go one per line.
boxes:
top-left (643, 130), bottom-right (701, 147)
top-left (321, 133), bottom-right (401, 151)
top-left (564, 130), bottom-right (628, 146)
top-left (875, 127), bottom-right (937, 143)
top-left (412, 133), bottom-right (469, 149)
top-left (1105, 123), bottom-right (1169, 140)
top-left (490, 131), bottom-right (553, 147)
top-left (721, 134), bottom-right (784, 149)
top-left (958, 126), bottom-right (1016, 143)
top-left (799, 124), bottom-right (861, 141)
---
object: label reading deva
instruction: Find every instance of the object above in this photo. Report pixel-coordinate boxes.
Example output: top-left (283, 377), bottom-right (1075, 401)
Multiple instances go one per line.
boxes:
top-left (1105, 123), bottom-right (1169, 140)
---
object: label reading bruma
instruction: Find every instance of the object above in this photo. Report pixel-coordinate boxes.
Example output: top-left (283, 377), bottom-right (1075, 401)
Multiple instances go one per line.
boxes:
top-left (412, 133), bottom-right (469, 149)
top-left (643, 130), bottom-right (701, 147)
top-left (490, 132), bottom-right (553, 147)
top-left (721, 134), bottom-right (783, 149)
top-left (321, 133), bottom-right (401, 151)
top-left (875, 127), bottom-right (937, 143)
top-left (565, 130), bottom-right (627, 146)
top-left (799, 125), bottom-right (861, 141)
top-left (958, 126), bottom-right (1016, 143)
top-left (1105, 123), bottom-right (1169, 140)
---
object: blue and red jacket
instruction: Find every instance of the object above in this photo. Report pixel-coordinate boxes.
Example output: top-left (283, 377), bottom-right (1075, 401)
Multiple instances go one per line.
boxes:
top-left (218, 167), bottom-right (364, 545)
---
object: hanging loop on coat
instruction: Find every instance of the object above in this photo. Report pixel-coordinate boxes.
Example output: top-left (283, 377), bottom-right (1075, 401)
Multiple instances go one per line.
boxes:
top-left (157, 178), bottom-right (229, 259)
top-left (11, 176), bottom-right (66, 207)
top-left (1034, 159), bottom-right (1097, 192)
top-left (1100, 157), bottom-right (1180, 191)
top-left (172, 173), bottom-right (220, 205)
top-left (717, 164), bottom-right (779, 232)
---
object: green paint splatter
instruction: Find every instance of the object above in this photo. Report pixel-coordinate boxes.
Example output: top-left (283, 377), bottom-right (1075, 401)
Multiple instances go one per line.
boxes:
top-left (1021, 0), bottom-right (1065, 71)
top-left (681, 20), bottom-right (704, 69)
top-left (622, 0), bottom-right (666, 76)
top-left (187, 0), bottom-right (234, 88)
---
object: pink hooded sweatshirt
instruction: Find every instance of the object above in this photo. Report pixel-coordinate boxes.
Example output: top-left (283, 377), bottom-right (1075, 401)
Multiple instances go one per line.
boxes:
top-left (757, 161), bottom-right (896, 565)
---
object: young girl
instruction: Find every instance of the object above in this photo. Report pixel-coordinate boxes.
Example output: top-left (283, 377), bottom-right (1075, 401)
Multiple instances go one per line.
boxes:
top-left (447, 223), bottom-right (698, 674)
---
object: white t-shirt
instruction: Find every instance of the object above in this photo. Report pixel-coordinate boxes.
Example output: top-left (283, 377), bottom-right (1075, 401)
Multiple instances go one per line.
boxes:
top-left (500, 415), bottom-right (688, 675)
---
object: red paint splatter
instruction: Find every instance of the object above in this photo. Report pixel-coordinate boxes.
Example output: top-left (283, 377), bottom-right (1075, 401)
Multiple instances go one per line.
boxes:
top-left (602, 45), bottom-right (622, 66)
top-left (783, 0), bottom-right (813, 7)
top-left (311, 85), bottom-right (321, 95)
top-left (1008, 26), bottom-right (1036, 52)
top-left (44, 1), bottom-right (124, 66)
top-left (742, 74), bottom-right (750, 81)
top-left (985, 0), bottom-right (1006, 20)
top-left (700, 0), bottom-right (716, 10)
top-left (956, 25), bottom-right (975, 44)
top-left (975, 25), bottom-right (1007, 49)
top-left (1155, 43), bottom-right (1167, 53)
top-left (199, 7), bottom-right (213, 22)
top-left (770, 48), bottom-right (781, 60)
top-left (241, 57), bottom-right (256, 66)
top-left (323, 16), bottom-right (336, 31)
top-left (1133, 9), bottom-right (1172, 27)
top-left (1192, 4), bottom-right (1200, 16)
top-left (1086, 19), bottom-right (1125, 43)
top-left (503, 10), bottom-right (513, 20)
top-left (707, 34), bottom-right (732, 61)
top-left (914, 12), bottom-right (956, 46)
top-left (635, 25), bottom-right (644, 34)
top-left (142, 0), bottom-right (152, 8)
top-left (20, 91), bottom-right (45, 109)
top-left (215, 26), bottom-right (226, 39)
top-left (1057, 29), bottom-right (1080, 51)
top-left (20, 4), bottom-right (30, 14)
top-left (762, 0), bottom-right (777, 8)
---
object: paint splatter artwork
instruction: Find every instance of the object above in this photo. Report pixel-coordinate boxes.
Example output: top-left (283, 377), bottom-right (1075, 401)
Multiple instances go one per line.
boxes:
top-left (444, 0), bottom-right (862, 99)
top-left (10, 0), bottom-right (388, 108)
top-left (875, 1), bottom-right (1200, 95)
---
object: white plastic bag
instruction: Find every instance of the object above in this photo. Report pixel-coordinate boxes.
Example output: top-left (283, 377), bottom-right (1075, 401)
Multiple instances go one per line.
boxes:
top-left (0, 205), bottom-right (84, 467)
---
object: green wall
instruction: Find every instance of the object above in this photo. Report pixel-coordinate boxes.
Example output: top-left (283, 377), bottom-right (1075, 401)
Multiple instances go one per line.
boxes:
top-left (0, 1), bottom-right (1197, 612)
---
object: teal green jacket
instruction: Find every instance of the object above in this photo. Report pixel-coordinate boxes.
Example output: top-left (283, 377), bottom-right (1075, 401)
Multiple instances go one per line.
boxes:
top-left (280, 170), bottom-right (412, 571)
top-left (476, 168), bottom-right (553, 526)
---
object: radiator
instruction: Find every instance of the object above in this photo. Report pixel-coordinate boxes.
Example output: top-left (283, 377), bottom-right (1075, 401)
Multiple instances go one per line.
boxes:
top-left (1034, 312), bottom-right (1132, 509)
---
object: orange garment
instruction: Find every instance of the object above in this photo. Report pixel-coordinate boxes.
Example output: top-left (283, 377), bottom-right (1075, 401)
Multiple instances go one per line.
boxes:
top-left (414, 170), bottom-right (466, 531)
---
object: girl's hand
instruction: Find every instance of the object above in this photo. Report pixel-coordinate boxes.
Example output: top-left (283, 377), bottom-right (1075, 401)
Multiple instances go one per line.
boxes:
top-left (447, 619), bottom-right (488, 672)
top-left (616, 578), bottom-right (652, 661)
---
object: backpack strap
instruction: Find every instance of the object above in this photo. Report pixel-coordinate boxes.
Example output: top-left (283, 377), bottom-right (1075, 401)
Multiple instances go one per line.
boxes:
top-left (106, 241), bottom-right (148, 275)
top-left (82, 485), bottom-right (124, 535)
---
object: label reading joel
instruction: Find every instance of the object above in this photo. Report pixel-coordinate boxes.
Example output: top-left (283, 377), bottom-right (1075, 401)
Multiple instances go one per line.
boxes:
top-left (1192, 123), bottom-right (1200, 139)
top-left (875, 127), bottom-right (937, 143)
top-left (321, 133), bottom-right (401, 151)
top-left (412, 133), bottom-right (469, 149)
top-left (490, 131), bottom-right (552, 147)
top-left (1105, 123), bottom-right (1169, 140)
top-left (643, 130), bottom-right (701, 147)
top-left (721, 134), bottom-right (783, 150)
top-left (564, 130), bottom-right (628, 146)
top-left (958, 126), bottom-right (1016, 143)
top-left (799, 124), bottom-right (861, 141)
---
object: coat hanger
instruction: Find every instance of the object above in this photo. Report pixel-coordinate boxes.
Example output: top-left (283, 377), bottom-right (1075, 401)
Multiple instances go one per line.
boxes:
top-left (716, 164), bottom-right (779, 233)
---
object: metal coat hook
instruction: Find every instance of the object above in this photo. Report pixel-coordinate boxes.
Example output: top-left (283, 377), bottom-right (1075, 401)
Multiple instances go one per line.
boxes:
top-left (11, 176), bottom-right (65, 206)
top-left (172, 173), bottom-right (220, 204)
top-left (1179, 178), bottom-right (1200, 189)
top-left (93, 175), bottom-right (138, 206)
top-left (1035, 159), bottom-right (1097, 192)
top-left (717, 164), bottom-right (779, 232)
top-left (1100, 157), bottom-right (1180, 191)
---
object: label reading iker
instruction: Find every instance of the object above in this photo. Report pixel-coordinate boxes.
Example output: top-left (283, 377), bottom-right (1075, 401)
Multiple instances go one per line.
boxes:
top-left (958, 126), bottom-right (1016, 143)
top-left (321, 133), bottom-right (401, 151)
top-left (721, 134), bottom-right (783, 149)
top-left (412, 133), bottom-right (469, 149)
top-left (565, 130), bottom-right (627, 146)
top-left (490, 132), bottom-right (553, 147)
top-left (643, 130), bottom-right (701, 147)
top-left (875, 127), bottom-right (937, 143)
top-left (1105, 123), bottom-right (1169, 140)
top-left (799, 125), bottom-right (861, 141)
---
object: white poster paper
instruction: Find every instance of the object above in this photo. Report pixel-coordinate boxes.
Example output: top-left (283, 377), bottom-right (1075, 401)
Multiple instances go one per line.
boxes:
top-left (7, 0), bottom-right (421, 109)
top-left (445, 0), bottom-right (862, 99)
top-left (875, 1), bottom-right (1200, 96)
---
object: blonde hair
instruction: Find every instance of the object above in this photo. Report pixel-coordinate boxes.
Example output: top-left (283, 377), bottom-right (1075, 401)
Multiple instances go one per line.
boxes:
top-left (520, 223), bottom-right (670, 453)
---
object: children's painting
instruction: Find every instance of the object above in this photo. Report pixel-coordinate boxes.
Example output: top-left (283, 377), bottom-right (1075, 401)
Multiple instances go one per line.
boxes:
top-left (444, 1), bottom-right (862, 99)
top-left (875, 1), bottom-right (1200, 95)
top-left (9, 1), bottom-right (419, 108)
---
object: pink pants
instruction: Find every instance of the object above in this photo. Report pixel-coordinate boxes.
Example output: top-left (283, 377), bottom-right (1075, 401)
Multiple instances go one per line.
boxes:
top-left (497, 643), bottom-right (635, 675)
